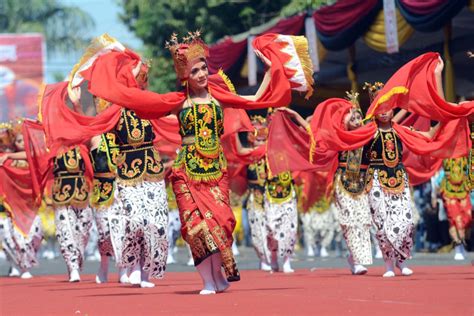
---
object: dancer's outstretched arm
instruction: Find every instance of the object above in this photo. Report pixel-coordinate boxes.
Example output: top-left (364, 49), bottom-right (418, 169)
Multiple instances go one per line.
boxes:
top-left (276, 107), bottom-right (309, 129)
top-left (0, 151), bottom-right (27, 165)
top-left (235, 133), bottom-right (255, 155)
top-left (239, 50), bottom-right (272, 101)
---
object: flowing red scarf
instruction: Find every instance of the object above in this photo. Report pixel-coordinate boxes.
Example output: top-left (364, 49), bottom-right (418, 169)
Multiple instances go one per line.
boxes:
top-left (0, 158), bottom-right (38, 236)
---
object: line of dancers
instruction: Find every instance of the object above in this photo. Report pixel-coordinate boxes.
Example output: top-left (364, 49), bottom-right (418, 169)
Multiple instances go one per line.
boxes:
top-left (0, 31), bottom-right (472, 294)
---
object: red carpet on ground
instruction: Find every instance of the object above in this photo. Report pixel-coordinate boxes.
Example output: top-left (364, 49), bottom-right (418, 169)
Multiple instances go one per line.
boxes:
top-left (1, 266), bottom-right (472, 315)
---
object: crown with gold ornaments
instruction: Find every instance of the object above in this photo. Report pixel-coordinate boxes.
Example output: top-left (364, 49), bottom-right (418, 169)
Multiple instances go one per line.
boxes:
top-left (363, 81), bottom-right (384, 102)
top-left (165, 31), bottom-right (209, 83)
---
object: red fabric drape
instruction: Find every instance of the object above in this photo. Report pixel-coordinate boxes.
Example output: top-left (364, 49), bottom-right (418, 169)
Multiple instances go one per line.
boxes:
top-left (267, 111), bottom-right (338, 174)
top-left (294, 170), bottom-right (329, 212)
top-left (313, 0), bottom-right (379, 35)
top-left (22, 120), bottom-right (52, 202)
top-left (150, 116), bottom-right (181, 159)
top-left (40, 81), bottom-right (123, 155)
top-left (208, 39), bottom-right (247, 73)
top-left (366, 52), bottom-right (474, 122)
top-left (397, 0), bottom-right (450, 15)
top-left (0, 159), bottom-right (38, 235)
top-left (399, 114), bottom-right (442, 185)
top-left (275, 87), bottom-right (470, 187)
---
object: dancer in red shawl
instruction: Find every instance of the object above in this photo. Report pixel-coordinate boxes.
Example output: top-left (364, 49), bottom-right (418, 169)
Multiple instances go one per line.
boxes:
top-left (440, 156), bottom-right (472, 260)
top-left (89, 131), bottom-right (129, 284)
top-left (168, 34), bottom-right (267, 294)
top-left (235, 112), bottom-right (299, 273)
top-left (164, 31), bottom-right (313, 294)
top-left (0, 119), bottom-right (43, 279)
top-left (236, 115), bottom-right (272, 271)
top-left (52, 146), bottom-right (93, 282)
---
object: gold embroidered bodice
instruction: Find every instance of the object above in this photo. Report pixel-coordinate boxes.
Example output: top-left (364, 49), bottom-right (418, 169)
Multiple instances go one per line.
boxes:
top-left (266, 171), bottom-right (294, 204)
top-left (90, 133), bottom-right (119, 208)
top-left (337, 147), bottom-right (369, 196)
top-left (247, 158), bottom-right (267, 189)
top-left (365, 129), bottom-right (406, 193)
top-left (246, 158), bottom-right (267, 210)
top-left (173, 101), bottom-right (227, 182)
top-left (441, 157), bottom-right (470, 199)
top-left (114, 109), bottom-right (164, 185)
top-left (52, 147), bottom-right (89, 208)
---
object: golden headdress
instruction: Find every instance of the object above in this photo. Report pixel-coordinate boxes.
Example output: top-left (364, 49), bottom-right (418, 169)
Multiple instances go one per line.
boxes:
top-left (345, 90), bottom-right (361, 112)
top-left (363, 81), bottom-right (385, 102)
top-left (165, 31), bottom-right (209, 83)
top-left (0, 122), bottom-right (13, 149)
top-left (11, 118), bottom-right (24, 137)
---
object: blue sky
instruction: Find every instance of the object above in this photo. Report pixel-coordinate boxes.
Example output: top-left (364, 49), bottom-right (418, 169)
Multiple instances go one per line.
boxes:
top-left (45, 0), bottom-right (143, 83)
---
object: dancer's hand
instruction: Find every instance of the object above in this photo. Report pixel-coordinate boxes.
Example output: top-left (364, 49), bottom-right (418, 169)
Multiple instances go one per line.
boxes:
top-left (0, 154), bottom-right (9, 166)
top-left (254, 50), bottom-right (271, 68)
top-left (276, 107), bottom-right (297, 116)
top-left (68, 86), bottom-right (81, 109)
top-left (435, 56), bottom-right (444, 74)
top-left (132, 61), bottom-right (143, 78)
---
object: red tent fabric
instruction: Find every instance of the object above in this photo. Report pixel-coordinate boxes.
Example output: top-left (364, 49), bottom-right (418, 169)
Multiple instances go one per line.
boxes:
top-left (313, 0), bottom-right (379, 36)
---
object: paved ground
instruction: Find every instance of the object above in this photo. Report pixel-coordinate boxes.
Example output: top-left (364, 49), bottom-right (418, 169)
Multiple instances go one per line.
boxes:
top-left (1, 246), bottom-right (472, 278)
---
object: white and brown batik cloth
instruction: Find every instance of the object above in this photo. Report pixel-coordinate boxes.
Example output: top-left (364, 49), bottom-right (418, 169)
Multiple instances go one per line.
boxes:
top-left (55, 205), bottom-right (93, 273)
top-left (2, 215), bottom-right (43, 270)
top-left (52, 147), bottom-right (93, 273)
top-left (264, 171), bottom-right (298, 261)
top-left (334, 148), bottom-right (373, 266)
top-left (365, 129), bottom-right (414, 263)
top-left (114, 109), bottom-right (169, 278)
top-left (302, 199), bottom-right (340, 250)
top-left (246, 159), bottom-right (271, 263)
top-left (118, 181), bottom-right (169, 278)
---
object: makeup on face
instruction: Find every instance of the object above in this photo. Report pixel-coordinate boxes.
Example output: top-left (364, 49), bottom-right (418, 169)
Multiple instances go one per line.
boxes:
top-left (188, 60), bottom-right (208, 90)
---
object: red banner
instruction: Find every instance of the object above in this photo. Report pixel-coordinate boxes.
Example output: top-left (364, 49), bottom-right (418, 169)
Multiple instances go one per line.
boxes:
top-left (0, 34), bottom-right (44, 122)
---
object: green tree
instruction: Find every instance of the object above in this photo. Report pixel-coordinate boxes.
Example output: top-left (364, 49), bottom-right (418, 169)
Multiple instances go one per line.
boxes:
top-left (0, 0), bottom-right (94, 54)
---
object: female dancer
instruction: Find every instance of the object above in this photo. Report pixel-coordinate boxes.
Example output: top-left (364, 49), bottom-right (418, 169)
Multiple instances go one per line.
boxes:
top-left (111, 98), bottom-right (169, 288)
top-left (0, 120), bottom-right (43, 279)
top-left (236, 115), bottom-right (271, 271)
top-left (439, 156), bottom-right (471, 260)
top-left (166, 32), bottom-right (312, 293)
top-left (64, 38), bottom-right (170, 287)
top-left (52, 146), bottom-right (93, 282)
top-left (280, 102), bottom-right (372, 274)
top-left (89, 132), bottom-right (128, 283)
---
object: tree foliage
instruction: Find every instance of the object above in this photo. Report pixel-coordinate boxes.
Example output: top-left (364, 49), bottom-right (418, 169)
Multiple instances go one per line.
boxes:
top-left (0, 0), bottom-right (94, 54)
top-left (119, 0), bottom-right (333, 92)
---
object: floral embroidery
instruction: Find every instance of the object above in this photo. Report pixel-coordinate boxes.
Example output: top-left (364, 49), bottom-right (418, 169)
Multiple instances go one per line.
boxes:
top-left (366, 130), bottom-right (406, 194)
top-left (173, 102), bottom-right (226, 182)
top-left (266, 171), bottom-right (293, 204)
top-left (115, 109), bottom-right (164, 185)
top-left (441, 157), bottom-right (469, 199)
top-left (52, 148), bottom-right (89, 208)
